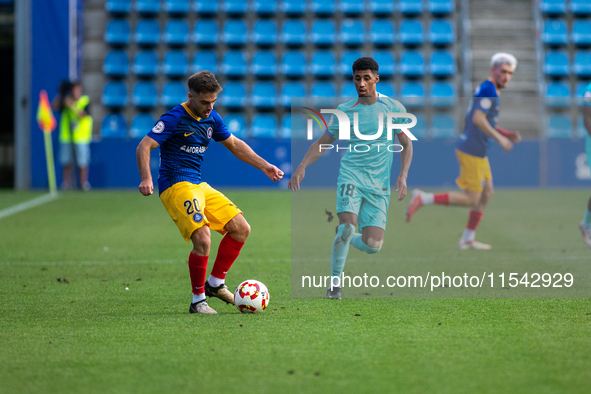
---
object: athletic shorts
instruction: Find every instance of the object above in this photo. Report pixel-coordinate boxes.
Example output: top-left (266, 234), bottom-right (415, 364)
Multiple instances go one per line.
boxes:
top-left (160, 181), bottom-right (243, 242)
top-left (335, 183), bottom-right (389, 231)
top-left (60, 142), bottom-right (90, 167)
top-left (586, 134), bottom-right (591, 166)
top-left (455, 149), bottom-right (492, 192)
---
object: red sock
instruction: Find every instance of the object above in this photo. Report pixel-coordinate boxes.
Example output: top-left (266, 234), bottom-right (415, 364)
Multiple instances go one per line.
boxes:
top-left (188, 253), bottom-right (208, 295)
top-left (210, 235), bottom-right (245, 280)
top-left (434, 193), bottom-right (449, 205)
top-left (467, 210), bottom-right (483, 231)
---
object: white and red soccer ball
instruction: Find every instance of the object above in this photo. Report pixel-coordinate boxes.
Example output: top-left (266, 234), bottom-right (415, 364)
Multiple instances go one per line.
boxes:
top-left (234, 280), bottom-right (269, 313)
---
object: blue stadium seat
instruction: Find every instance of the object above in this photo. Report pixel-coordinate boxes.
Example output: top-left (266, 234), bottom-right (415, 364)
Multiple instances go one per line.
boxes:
top-left (103, 50), bottom-right (129, 77)
top-left (163, 50), bottom-right (188, 77)
top-left (161, 81), bottom-right (187, 108)
top-left (133, 50), bottom-right (158, 77)
top-left (429, 0), bottom-right (454, 16)
top-left (312, 81), bottom-right (338, 97)
top-left (542, 20), bottom-right (568, 47)
top-left (192, 50), bottom-right (218, 74)
top-left (572, 21), bottom-right (591, 47)
top-left (401, 81), bottom-right (425, 108)
top-left (282, 20), bottom-right (306, 47)
top-left (252, 82), bottom-right (278, 110)
top-left (431, 114), bottom-right (457, 139)
top-left (253, 20), bottom-right (278, 47)
top-left (281, 82), bottom-right (307, 108)
top-left (164, 20), bottom-right (189, 46)
top-left (544, 51), bottom-right (570, 77)
top-left (545, 82), bottom-right (571, 108)
top-left (135, 19), bottom-right (159, 46)
top-left (251, 51), bottom-right (277, 78)
top-left (102, 81), bottom-right (127, 108)
top-left (281, 114), bottom-right (292, 139)
top-left (572, 0), bottom-right (591, 16)
top-left (136, 0), bottom-right (160, 15)
top-left (105, 19), bottom-right (130, 46)
top-left (576, 117), bottom-right (589, 139)
top-left (574, 51), bottom-right (591, 77)
top-left (282, 0), bottom-right (306, 16)
top-left (399, 0), bottom-right (424, 16)
top-left (222, 51), bottom-right (248, 78)
top-left (251, 115), bottom-right (278, 139)
top-left (400, 20), bottom-right (424, 47)
top-left (283, 113), bottom-right (309, 139)
top-left (340, 19), bottom-right (365, 47)
top-left (410, 114), bottom-right (427, 139)
top-left (378, 83), bottom-right (396, 97)
top-left (224, 113), bottom-right (247, 139)
top-left (105, 0), bottom-right (131, 14)
top-left (430, 50), bottom-right (455, 78)
top-left (541, 0), bottom-right (566, 16)
top-left (370, 0), bottom-right (395, 15)
top-left (252, 0), bottom-right (277, 16)
top-left (223, 20), bottom-right (248, 47)
top-left (195, 0), bottom-right (218, 15)
top-left (342, 83), bottom-right (358, 97)
top-left (546, 114), bottom-right (572, 138)
top-left (400, 51), bottom-right (425, 78)
top-left (430, 82), bottom-right (457, 108)
top-left (282, 51), bottom-right (307, 79)
top-left (310, 0), bottom-right (335, 16)
top-left (101, 113), bottom-right (127, 138)
top-left (311, 51), bottom-right (336, 78)
top-left (221, 82), bottom-right (247, 109)
top-left (429, 20), bottom-right (455, 46)
top-left (164, 0), bottom-right (190, 15)
top-left (133, 81), bottom-right (157, 109)
top-left (341, 0), bottom-right (364, 16)
top-left (310, 20), bottom-right (336, 47)
top-left (576, 81), bottom-right (589, 97)
top-left (340, 50), bottom-right (363, 76)
top-left (370, 20), bottom-right (395, 47)
top-left (373, 51), bottom-right (395, 78)
top-left (130, 113), bottom-right (155, 139)
top-left (224, 0), bottom-right (248, 16)
top-left (193, 20), bottom-right (218, 47)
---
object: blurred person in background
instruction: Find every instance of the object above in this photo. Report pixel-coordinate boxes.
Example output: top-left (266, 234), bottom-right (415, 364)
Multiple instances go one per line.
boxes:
top-left (52, 81), bottom-right (93, 190)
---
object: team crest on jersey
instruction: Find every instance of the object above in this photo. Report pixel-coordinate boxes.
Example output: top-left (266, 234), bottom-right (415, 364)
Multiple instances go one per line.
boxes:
top-left (193, 213), bottom-right (203, 223)
top-left (152, 121), bottom-right (165, 133)
top-left (207, 127), bottom-right (213, 138)
top-left (480, 98), bottom-right (492, 109)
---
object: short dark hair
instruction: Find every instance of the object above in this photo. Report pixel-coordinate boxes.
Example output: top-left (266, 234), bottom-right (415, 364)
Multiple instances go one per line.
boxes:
top-left (188, 71), bottom-right (222, 95)
top-left (352, 57), bottom-right (379, 75)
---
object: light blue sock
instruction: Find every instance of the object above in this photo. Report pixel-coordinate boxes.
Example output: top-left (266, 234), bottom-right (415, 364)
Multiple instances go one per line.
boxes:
top-left (584, 209), bottom-right (591, 226)
top-left (331, 224), bottom-right (355, 279)
top-left (350, 234), bottom-right (381, 254)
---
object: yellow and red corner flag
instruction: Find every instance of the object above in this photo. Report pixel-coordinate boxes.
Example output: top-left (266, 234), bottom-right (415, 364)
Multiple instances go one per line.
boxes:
top-left (37, 89), bottom-right (58, 195)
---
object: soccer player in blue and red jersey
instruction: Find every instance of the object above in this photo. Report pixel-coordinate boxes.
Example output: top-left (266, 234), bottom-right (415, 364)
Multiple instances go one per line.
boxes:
top-left (406, 53), bottom-right (522, 250)
top-left (136, 71), bottom-right (283, 314)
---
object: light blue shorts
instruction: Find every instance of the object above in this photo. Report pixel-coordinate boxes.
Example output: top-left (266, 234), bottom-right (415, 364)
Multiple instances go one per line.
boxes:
top-left (586, 134), bottom-right (591, 166)
top-left (60, 142), bottom-right (90, 167)
top-left (336, 183), bottom-right (389, 231)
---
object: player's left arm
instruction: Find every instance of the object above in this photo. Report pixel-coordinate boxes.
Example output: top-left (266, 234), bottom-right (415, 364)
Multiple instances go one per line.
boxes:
top-left (220, 135), bottom-right (284, 182)
top-left (395, 132), bottom-right (413, 202)
top-left (496, 126), bottom-right (522, 143)
top-left (583, 105), bottom-right (591, 138)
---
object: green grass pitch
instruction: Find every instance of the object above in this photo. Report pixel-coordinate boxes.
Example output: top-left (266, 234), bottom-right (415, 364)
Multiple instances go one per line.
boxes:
top-left (0, 189), bottom-right (590, 393)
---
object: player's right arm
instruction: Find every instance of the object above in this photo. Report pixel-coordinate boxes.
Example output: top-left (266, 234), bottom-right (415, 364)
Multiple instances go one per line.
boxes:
top-left (136, 136), bottom-right (160, 196)
top-left (288, 132), bottom-right (337, 191)
top-left (472, 109), bottom-right (513, 152)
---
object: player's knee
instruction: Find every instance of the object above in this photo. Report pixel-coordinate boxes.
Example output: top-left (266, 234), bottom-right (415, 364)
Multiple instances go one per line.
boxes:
top-left (366, 238), bottom-right (383, 254)
top-left (337, 223), bottom-right (355, 242)
top-left (191, 228), bottom-right (211, 250)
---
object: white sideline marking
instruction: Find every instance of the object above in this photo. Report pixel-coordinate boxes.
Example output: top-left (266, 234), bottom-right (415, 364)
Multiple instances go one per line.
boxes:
top-left (0, 192), bottom-right (59, 220)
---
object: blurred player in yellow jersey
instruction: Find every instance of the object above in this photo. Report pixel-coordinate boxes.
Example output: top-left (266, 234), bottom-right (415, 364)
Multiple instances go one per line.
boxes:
top-left (406, 53), bottom-right (522, 250)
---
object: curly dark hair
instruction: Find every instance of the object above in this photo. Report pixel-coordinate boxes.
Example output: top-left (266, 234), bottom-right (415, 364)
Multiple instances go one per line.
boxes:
top-left (187, 71), bottom-right (222, 95)
top-left (352, 57), bottom-right (379, 75)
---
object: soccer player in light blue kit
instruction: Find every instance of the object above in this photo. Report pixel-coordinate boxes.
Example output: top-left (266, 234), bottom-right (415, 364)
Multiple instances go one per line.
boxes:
top-left (288, 58), bottom-right (414, 299)
top-left (579, 82), bottom-right (591, 248)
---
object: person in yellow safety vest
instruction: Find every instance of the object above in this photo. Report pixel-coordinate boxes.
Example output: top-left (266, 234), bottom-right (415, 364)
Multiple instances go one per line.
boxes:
top-left (53, 81), bottom-right (93, 190)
